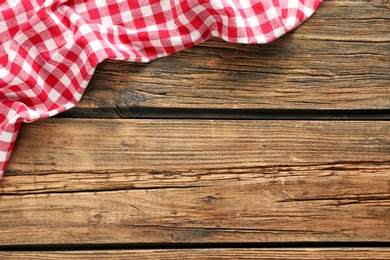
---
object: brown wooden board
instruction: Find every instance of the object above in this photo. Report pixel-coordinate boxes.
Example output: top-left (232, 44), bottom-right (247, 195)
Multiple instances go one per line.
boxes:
top-left (2, 248), bottom-right (390, 259)
top-left (1, 119), bottom-right (389, 245)
top-left (61, 0), bottom-right (390, 118)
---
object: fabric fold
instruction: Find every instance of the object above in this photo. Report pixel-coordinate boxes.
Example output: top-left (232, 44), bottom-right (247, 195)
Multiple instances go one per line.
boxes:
top-left (0, 0), bottom-right (322, 179)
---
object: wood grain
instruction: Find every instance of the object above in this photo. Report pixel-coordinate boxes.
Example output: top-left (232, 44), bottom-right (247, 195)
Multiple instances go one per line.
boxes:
top-left (1, 119), bottom-right (389, 245)
top-left (2, 248), bottom-right (390, 259)
top-left (6, 119), bottom-right (390, 175)
top-left (63, 0), bottom-right (390, 118)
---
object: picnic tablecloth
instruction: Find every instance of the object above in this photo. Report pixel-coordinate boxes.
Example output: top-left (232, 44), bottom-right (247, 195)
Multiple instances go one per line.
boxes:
top-left (0, 0), bottom-right (322, 179)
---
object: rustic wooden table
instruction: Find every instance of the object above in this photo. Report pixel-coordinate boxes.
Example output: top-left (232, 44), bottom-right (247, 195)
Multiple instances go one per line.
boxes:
top-left (1, 0), bottom-right (390, 259)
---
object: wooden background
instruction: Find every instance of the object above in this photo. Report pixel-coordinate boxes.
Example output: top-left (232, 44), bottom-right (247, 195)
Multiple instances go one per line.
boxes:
top-left (1, 0), bottom-right (390, 258)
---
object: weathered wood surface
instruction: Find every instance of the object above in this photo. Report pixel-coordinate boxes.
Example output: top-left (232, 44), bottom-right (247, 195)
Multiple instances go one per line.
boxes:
top-left (6, 119), bottom-right (390, 176)
top-left (1, 119), bottom-right (389, 245)
top-left (2, 248), bottom-right (390, 259)
top-left (65, 0), bottom-right (390, 118)
top-left (2, 0), bottom-right (389, 256)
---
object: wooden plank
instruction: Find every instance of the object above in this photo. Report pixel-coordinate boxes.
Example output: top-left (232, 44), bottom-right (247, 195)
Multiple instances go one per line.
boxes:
top-left (6, 119), bottom-right (390, 175)
top-left (66, 0), bottom-right (390, 116)
top-left (2, 248), bottom-right (390, 259)
top-left (1, 119), bottom-right (390, 245)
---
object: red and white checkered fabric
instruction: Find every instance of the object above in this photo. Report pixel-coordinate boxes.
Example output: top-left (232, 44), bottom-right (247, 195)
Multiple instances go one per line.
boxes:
top-left (0, 0), bottom-right (322, 179)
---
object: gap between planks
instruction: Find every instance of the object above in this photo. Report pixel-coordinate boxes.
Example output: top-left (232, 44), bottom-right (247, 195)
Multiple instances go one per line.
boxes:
top-left (2, 248), bottom-right (390, 259)
top-left (59, 107), bottom-right (390, 120)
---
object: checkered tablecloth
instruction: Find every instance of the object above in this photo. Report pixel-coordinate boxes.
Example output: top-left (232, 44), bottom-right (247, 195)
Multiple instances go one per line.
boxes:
top-left (0, 0), bottom-right (322, 179)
